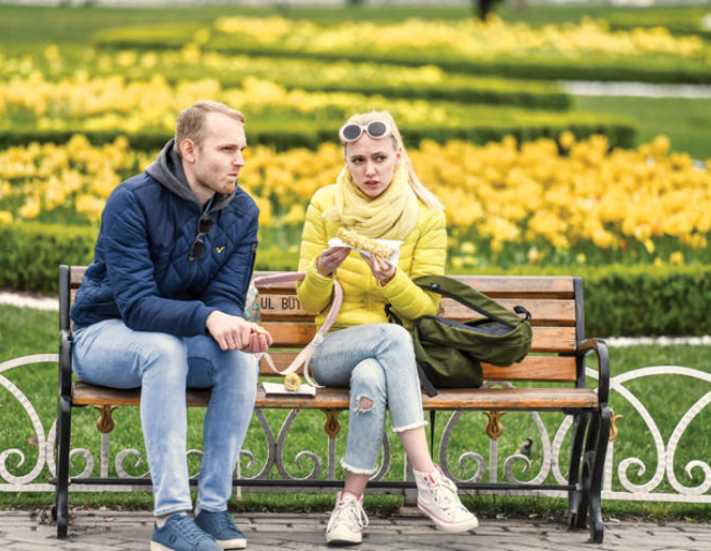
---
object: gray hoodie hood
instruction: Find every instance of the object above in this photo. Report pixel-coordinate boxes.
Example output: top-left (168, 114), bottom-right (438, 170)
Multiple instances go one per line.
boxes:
top-left (145, 139), bottom-right (234, 212)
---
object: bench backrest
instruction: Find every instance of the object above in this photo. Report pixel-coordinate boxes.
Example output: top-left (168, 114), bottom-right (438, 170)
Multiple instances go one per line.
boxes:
top-left (60, 266), bottom-right (585, 385)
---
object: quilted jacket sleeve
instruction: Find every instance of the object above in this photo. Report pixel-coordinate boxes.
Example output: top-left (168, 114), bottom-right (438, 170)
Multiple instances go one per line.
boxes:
top-left (296, 193), bottom-right (334, 314)
top-left (103, 187), bottom-right (218, 336)
top-left (381, 208), bottom-right (447, 320)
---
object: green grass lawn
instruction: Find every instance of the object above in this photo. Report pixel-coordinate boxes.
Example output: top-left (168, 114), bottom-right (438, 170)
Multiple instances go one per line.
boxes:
top-left (4, 2), bottom-right (710, 49)
top-left (574, 96), bottom-right (711, 159)
top-left (0, 3), bottom-right (472, 49)
top-left (499, 3), bottom-right (711, 38)
top-left (1, 305), bottom-right (709, 519)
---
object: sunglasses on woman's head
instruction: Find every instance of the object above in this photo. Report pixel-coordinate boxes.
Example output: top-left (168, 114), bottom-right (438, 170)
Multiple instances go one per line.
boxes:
top-left (339, 120), bottom-right (391, 143)
top-left (188, 214), bottom-right (215, 261)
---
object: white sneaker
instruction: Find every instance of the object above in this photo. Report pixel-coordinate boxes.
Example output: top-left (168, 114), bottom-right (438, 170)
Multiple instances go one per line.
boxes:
top-left (414, 466), bottom-right (479, 533)
top-left (326, 491), bottom-right (369, 546)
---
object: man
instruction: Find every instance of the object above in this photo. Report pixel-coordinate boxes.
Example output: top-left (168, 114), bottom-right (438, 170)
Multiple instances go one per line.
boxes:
top-left (70, 101), bottom-right (271, 551)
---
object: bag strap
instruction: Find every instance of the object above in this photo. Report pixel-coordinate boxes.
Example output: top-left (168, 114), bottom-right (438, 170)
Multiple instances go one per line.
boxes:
top-left (414, 275), bottom-right (530, 326)
top-left (252, 272), bottom-right (343, 388)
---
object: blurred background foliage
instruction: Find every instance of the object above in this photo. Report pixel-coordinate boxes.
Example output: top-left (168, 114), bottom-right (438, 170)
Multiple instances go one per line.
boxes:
top-left (1, 1), bottom-right (711, 335)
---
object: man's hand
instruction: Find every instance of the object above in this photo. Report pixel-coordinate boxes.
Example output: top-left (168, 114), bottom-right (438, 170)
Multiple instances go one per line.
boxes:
top-left (206, 311), bottom-right (273, 353)
top-left (243, 324), bottom-right (273, 354)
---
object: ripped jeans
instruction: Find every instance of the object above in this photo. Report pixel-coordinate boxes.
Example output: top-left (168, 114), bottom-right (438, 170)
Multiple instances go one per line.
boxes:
top-left (309, 323), bottom-right (425, 475)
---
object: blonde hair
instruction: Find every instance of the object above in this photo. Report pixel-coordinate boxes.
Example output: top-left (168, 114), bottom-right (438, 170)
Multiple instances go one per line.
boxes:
top-left (176, 100), bottom-right (245, 147)
top-left (340, 110), bottom-right (444, 211)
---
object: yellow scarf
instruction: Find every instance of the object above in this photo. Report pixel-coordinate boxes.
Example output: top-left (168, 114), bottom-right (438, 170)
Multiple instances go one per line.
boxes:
top-left (325, 161), bottom-right (420, 240)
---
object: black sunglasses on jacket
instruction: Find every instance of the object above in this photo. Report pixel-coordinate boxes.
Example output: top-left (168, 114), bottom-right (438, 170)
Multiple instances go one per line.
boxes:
top-left (188, 195), bottom-right (217, 262)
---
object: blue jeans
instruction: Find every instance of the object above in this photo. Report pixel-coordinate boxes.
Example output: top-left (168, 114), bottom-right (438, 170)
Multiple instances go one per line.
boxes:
top-left (309, 323), bottom-right (425, 475)
top-left (72, 319), bottom-right (258, 516)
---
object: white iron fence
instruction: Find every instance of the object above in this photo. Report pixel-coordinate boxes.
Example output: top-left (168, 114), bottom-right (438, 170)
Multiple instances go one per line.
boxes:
top-left (1, 353), bottom-right (709, 503)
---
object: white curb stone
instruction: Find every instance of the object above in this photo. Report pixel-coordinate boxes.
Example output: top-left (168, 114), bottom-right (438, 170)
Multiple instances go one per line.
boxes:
top-left (563, 80), bottom-right (711, 98)
top-left (0, 291), bottom-right (58, 311)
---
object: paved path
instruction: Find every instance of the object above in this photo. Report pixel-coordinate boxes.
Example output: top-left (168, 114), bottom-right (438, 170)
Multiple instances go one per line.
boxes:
top-left (562, 81), bottom-right (711, 98)
top-left (1, 509), bottom-right (710, 550)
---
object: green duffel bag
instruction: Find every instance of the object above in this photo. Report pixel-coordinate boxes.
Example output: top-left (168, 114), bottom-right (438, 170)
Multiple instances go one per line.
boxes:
top-left (387, 275), bottom-right (533, 396)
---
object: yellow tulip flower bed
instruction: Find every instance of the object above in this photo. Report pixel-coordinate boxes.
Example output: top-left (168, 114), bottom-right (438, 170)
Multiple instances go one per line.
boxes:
top-left (0, 71), bottom-right (590, 131)
top-left (96, 16), bottom-right (711, 83)
top-left (0, 73), bottom-right (451, 131)
top-left (1, 134), bottom-right (709, 267)
top-left (212, 15), bottom-right (705, 60)
top-left (0, 46), bottom-right (569, 110)
top-left (0, 72), bottom-right (632, 151)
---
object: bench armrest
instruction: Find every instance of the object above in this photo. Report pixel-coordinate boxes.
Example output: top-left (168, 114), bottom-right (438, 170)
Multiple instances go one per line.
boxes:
top-left (59, 329), bottom-right (73, 398)
top-left (577, 338), bottom-right (609, 406)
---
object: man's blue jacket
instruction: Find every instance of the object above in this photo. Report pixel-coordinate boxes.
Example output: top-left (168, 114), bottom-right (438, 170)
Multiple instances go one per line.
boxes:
top-left (71, 140), bottom-right (259, 337)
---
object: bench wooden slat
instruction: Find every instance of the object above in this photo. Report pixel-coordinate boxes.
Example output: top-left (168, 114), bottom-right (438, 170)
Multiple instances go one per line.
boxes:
top-left (262, 323), bottom-right (577, 353)
top-left (258, 295), bottom-right (575, 326)
top-left (70, 268), bottom-right (575, 298)
top-left (454, 276), bottom-right (575, 298)
top-left (256, 274), bottom-right (575, 299)
top-left (439, 298), bottom-right (575, 325)
top-left (70, 267), bottom-right (85, 286)
top-left (72, 383), bottom-right (596, 411)
top-left (258, 352), bottom-right (577, 382)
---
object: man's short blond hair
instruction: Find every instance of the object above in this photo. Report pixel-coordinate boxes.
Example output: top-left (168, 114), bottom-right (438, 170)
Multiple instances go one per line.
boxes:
top-left (176, 101), bottom-right (245, 147)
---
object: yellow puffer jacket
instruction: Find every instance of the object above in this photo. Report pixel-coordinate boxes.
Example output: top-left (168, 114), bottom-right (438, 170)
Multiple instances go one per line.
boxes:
top-left (297, 184), bottom-right (447, 329)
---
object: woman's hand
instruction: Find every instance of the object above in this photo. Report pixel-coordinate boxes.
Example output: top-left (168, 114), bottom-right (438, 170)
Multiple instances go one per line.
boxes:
top-left (360, 253), bottom-right (396, 286)
top-left (316, 246), bottom-right (351, 277)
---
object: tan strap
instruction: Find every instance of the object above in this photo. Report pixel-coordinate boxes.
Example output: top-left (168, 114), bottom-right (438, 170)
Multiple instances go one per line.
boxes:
top-left (252, 272), bottom-right (343, 387)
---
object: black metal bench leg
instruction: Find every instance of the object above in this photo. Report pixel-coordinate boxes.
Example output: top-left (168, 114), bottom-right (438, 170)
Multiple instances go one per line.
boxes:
top-left (55, 395), bottom-right (72, 539)
top-left (567, 412), bottom-right (590, 529)
top-left (574, 410), bottom-right (599, 530)
top-left (588, 406), bottom-right (611, 544)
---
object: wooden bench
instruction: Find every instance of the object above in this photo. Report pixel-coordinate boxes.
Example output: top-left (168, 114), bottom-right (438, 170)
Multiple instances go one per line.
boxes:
top-left (54, 265), bottom-right (611, 543)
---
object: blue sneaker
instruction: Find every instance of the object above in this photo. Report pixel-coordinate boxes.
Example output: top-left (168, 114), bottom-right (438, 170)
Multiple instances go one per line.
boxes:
top-left (195, 509), bottom-right (247, 550)
top-left (151, 513), bottom-right (221, 551)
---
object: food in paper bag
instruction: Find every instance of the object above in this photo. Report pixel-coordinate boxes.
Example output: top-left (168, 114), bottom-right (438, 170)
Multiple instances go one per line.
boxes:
top-left (330, 228), bottom-right (402, 265)
top-left (337, 228), bottom-right (393, 259)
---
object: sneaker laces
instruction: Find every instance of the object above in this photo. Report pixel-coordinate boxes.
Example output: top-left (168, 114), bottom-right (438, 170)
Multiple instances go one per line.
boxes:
top-left (213, 511), bottom-right (237, 532)
top-left (174, 516), bottom-right (212, 544)
top-left (431, 476), bottom-right (468, 516)
top-left (327, 495), bottom-right (369, 533)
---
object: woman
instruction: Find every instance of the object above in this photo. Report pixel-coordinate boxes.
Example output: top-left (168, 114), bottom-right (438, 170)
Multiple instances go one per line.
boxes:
top-left (297, 111), bottom-right (478, 545)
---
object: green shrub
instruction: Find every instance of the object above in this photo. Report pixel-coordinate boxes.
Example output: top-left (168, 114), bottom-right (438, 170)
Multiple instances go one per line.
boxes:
top-left (498, 4), bottom-right (711, 39)
top-left (80, 47), bottom-right (571, 110)
top-left (605, 8), bottom-right (711, 40)
top-left (270, 78), bottom-right (569, 110)
top-left (0, 223), bottom-right (298, 293)
top-left (213, 47), bottom-right (711, 85)
top-left (95, 22), bottom-right (201, 50)
top-left (583, 265), bottom-right (711, 338)
top-left (3, 223), bottom-right (709, 337)
top-left (95, 25), bottom-right (711, 84)
top-left (0, 115), bottom-right (635, 151)
top-left (0, 223), bottom-right (96, 293)
top-left (463, 264), bottom-right (711, 338)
